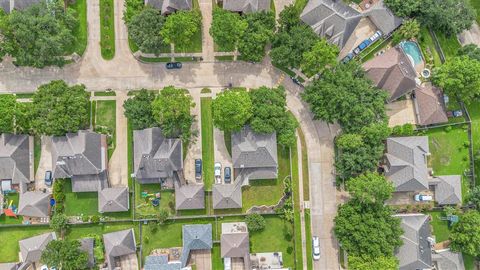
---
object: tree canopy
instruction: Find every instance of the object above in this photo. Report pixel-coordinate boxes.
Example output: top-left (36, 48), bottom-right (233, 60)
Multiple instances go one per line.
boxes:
top-left (348, 255), bottom-right (398, 270)
top-left (210, 7), bottom-right (248, 52)
top-left (3, 1), bottom-right (78, 67)
top-left (301, 39), bottom-right (338, 77)
top-left (31, 81), bottom-right (90, 136)
top-left (432, 56), bottom-right (480, 104)
top-left (160, 10), bottom-right (201, 51)
top-left (450, 211), bottom-right (480, 257)
top-left (458, 44), bottom-right (480, 62)
top-left (237, 11), bottom-right (275, 62)
top-left (127, 8), bottom-right (166, 55)
top-left (123, 89), bottom-right (157, 130)
top-left (41, 240), bottom-right (89, 270)
top-left (245, 213), bottom-right (266, 232)
top-left (347, 172), bottom-right (395, 205)
top-left (151, 86), bottom-right (194, 140)
top-left (0, 94), bottom-right (16, 133)
top-left (212, 90), bottom-right (252, 132)
top-left (392, 19), bottom-right (420, 44)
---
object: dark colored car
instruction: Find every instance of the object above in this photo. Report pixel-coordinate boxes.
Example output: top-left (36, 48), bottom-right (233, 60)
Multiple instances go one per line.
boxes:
top-left (291, 77), bottom-right (301, 85)
top-left (224, 167), bottom-right (231, 183)
top-left (341, 53), bottom-right (354, 64)
top-left (166, 62), bottom-right (182, 69)
top-left (195, 159), bottom-right (202, 180)
top-left (45, 171), bottom-right (53, 187)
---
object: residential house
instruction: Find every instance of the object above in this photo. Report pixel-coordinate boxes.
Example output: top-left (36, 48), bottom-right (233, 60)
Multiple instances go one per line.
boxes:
top-left (144, 0), bottom-right (192, 15)
top-left (432, 250), bottom-right (465, 270)
top-left (221, 222), bottom-right (251, 269)
top-left (0, 133), bottom-right (33, 193)
top-left (428, 176), bottom-right (462, 206)
top-left (103, 229), bottom-right (137, 270)
top-left (174, 182), bottom-right (205, 210)
top-left (413, 83), bottom-right (448, 126)
top-left (212, 182), bottom-right (242, 209)
top-left (79, 238), bottom-right (95, 269)
top-left (18, 232), bottom-right (56, 269)
top-left (0, 0), bottom-right (42, 13)
top-left (17, 191), bottom-right (50, 220)
top-left (51, 130), bottom-right (108, 193)
top-left (98, 187), bottom-right (129, 213)
top-left (221, 0), bottom-right (271, 14)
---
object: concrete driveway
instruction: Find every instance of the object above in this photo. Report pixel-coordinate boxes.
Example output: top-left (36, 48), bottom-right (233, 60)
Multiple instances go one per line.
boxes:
top-left (107, 92), bottom-right (129, 187)
top-left (386, 98), bottom-right (416, 127)
top-left (190, 250), bottom-right (212, 270)
top-left (184, 88), bottom-right (203, 183)
top-left (35, 136), bottom-right (53, 191)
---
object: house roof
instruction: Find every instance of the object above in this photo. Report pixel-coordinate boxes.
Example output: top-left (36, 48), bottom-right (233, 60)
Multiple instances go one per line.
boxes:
top-left (432, 250), bottom-right (465, 270)
top-left (212, 184), bottom-right (242, 209)
top-left (144, 255), bottom-right (182, 270)
top-left (175, 182), bottom-right (205, 210)
top-left (98, 187), bottom-right (130, 213)
top-left (144, 0), bottom-right (192, 15)
top-left (0, 134), bottom-right (31, 187)
top-left (394, 214), bottom-right (432, 270)
top-left (0, 0), bottom-right (42, 13)
top-left (414, 84), bottom-right (448, 126)
top-left (384, 136), bottom-right (430, 192)
top-left (133, 127), bottom-right (183, 182)
top-left (103, 229), bottom-right (136, 270)
top-left (19, 232), bottom-right (56, 263)
top-left (223, 0), bottom-right (271, 13)
top-left (51, 131), bottom-right (107, 192)
top-left (429, 175), bottom-right (462, 205)
top-left (0, 0), bottom-right (10, 14)
top-left (364, 0), bottom-right (402, 35)
top-left (232, 126), bottom-right (277, 170)
top-left (18, 191), bottom-right (50, 218)
top-left (221, 222), bottom-right (250, 268)
top-left (363, 46), bottom-right (417, 101)
top-left (180, 224), bottom-right (213, 267)
top-left (0, 263), bottom-right (19, 270)
top-left (79, 238), bottom-right (95, 268)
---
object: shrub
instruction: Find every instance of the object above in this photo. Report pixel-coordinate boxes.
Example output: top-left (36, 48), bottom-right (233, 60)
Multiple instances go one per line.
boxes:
top-left (245, 213), bottom-right (266, 232)
top-left (91, 215), bottom-right (101, 223)
top-left (287, 246), bottom-right (294, 254)
top-left (157, 209), bottom-right (169, 224)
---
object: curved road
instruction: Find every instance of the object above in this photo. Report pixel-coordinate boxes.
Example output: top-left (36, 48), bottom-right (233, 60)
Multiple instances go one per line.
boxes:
top-left (0, 0), bottom-right (341, 268)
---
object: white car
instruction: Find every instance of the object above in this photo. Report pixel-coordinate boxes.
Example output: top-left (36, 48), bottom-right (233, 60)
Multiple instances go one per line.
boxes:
top-left (414, 194), bottom-right (433, 202)
top-left (312, 236), bottom-right (320, 260)
top-left (214, 162), bottom-right (222, 183)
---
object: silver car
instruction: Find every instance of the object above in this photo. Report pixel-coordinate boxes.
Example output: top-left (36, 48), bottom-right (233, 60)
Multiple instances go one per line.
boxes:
top-left (312, 236), bottom-right (320, 260)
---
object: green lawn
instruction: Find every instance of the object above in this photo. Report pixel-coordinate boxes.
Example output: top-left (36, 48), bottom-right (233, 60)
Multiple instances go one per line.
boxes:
top-left (65, 222), bottom-right (138, 241)
top-left (467, 101), bottom-right (480, 184)
top-left (174, 27), bottom-right (202, 53)
top-left (134, 184), bottom-right (174, 218)
top-left (15, 93), bottom-right (34, 99)
top-left (423, 125), bottom-right (471, 200)
top-left (418, 27), bottom-right (442, 67)
top-left (0, 193), bottom-right (22, 224)
top-left (215, 55), bottom-right (234, 61)
top-left (100, 0), bottom-right (115, 60)
top-left (95, 100), bottom-right (116, 159)
top-left (94, 91), bottom-right (116, 97)
top-left (34, 136), bottom-right (41, 174)
top-left (291, 142), bottom-right (303, 270)
top-left (64, 179), bottom-right (99, 216)
top-left (201, 98), bottom-right (214, 191)
top-left (139, 56), bottom-right (171, 63)
top-left (67, 0), bottom-right (88, 56)
top-left (0, 226), bottom-right (51, 262)
top-left (471, 0), bottom-right (480, 24)
top-left (428, 211), bottom-right (451, 242)
top-left (305, 209), bottom-right (313, 270)
top-left (298, 127), bottom-right (310, 201)
top-left (434, 31), bottom-right (461, 60)
top-left (128, 121), bottom-right (134, 189)
top-left (212, 243), bottom-right (223, 269)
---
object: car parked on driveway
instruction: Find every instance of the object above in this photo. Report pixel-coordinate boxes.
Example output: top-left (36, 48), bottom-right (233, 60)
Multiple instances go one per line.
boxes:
top-left (214, 162), bottom-right (222, 183)
top-left (166, 62), bottom-right (182, 69)
top-left (195, 159), bottom-right (202, 180)
top-left (224, 167), bottom-right (231, 183)
top-left (414, 194), bottom-right (433, 202)
top-left (312, 236), bottom-right (320, 260)
top-left (45, 171), bottom-right (53, 187)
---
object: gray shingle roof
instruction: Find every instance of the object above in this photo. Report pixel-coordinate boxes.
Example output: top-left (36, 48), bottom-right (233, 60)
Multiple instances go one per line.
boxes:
top-left (0, 0), bottom-right (11, 13)
top-left (180, 224), bottom-right (212, 267)
top-left (98, 187), bottom-right (130, 213)
top-left (364, 0), bottom-right (402, 35)
top-left (384, 136), bottom-right (430, 192)
top-left (432, 250), bottom-right (465, 270)
top-left (363, 46), bottom-right (417, 101)
top-left (429, 175), bottom-right (462, 205)
top-left (19, 232), bottom-right (56, 263)
top-left (394, 214), bottom-right (432, 270)
top-left (103, 229), bottom-right (136, 270)
top-left (18, 191), bottom-right (50, 218)
top-left (223, 0), bottom-right (271, 13)
top-left (0, 0), bottom-right (42, 13)
top-left (232, 126), bottom-right (278, 171)
top-left (0, 263), bottom-right (19, 270)
top-left (174, 182), bottom-right (205, 210)
top-left (0, 134), bottom-right (32, 188)
top-left (212, 184), bottom-right (242, 209)
top-left (79, 238), bottom-right (95, 268)
top-left (144, 255), bottom-right (182, 270)
top-left (144, 0), bottom-right (192, 15)
top-left (220, 222), bottom-right (250, 269)
top-left (134, 128), bottom-right (183, 184)
top-left (51, 131), bottom-right (107, 192)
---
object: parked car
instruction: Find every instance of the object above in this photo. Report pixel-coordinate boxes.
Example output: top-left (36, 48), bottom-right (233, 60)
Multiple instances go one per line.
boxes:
top-left (369, 30), bottom-right (382, 42)
top-left (45, 170), bottom-right (53, 187)
top-left (224, 167), bottom-right (231, 183)
top-left (341, 52), bottom-right (354, 64)
top-left (166, 62), bottom-right (182, 69)
top-left (414, 194), bottom-right (433, 202)
top-left (195, 159), bottom-right (202, 180)
top-left (312, 236), bottom-right (320, 260)
top-left (214, 162), bottom-right (222, 183)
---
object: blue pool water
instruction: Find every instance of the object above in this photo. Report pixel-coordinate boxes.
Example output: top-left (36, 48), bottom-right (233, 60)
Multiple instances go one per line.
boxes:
top-left (400, 41), bottom-right (423, 66)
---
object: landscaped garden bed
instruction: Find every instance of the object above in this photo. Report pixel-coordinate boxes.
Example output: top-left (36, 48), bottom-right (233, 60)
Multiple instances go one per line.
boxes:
top-left (100, 0), bottom-right (115, 59)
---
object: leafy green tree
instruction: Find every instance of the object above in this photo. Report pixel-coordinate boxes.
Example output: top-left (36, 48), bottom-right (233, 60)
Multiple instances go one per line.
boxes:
top-left (0, 9), bottom-right (11, 61)
top-left (0, 94), bottom-right (16, 133)
top-left (238, 11), bottom-right (275, 62)
top-left (41, 240), bottom-right (89, 270)
top-left (50, 213), bottom-right (69, 232)
top-left (334, 202), bottom-right (403, 258)
top-left (458, 44), bottom-right (480, 61)
top-left (277, 4), bottom-right (301, 32)
top-left (123, 89), bottom-right (156, 130)
top-left (417, 0), bottom-right (475, 35)
top-left (127, 8), bottom-right (166, 55)
top-left (349, 255), bottom-right (398, 270)
top-left (31, 81), bottom-right (90, 136)
top-left (432, 56), bottom-right (480, 104)
top-left (14, 102), bottom-right (33, 134)
top-left (467, 186), bottom-right (480, 209)
top-left (160, 10), bottom-right (201, 51)
top-left (157, 209), bottom-right (169, 224)
top-left (151, 86), bottom-right (194, 140)
top-left (123, 0), bottom-right (145, 24)
top-left (245, 213), bottom-right (266, 232)
top-left (450, 211), bottom-right (480, 257)
top-left (302, 61), bottom-right (387, 133)
top-left (392, 19), bottom-right (420, 44)
top-left (6, 1), bottom-right (78, 67)
top-left (347, 173), bottom-right (394, 205)
top-left (212, 90), bottom-right (252, 132)
top-left (210, 7), bottom-right (247, 51)
top-left (301, 39), bottom-right (338, 77)
top-left (271, 24), bottom-right (318, 69)
top-left (336, 133), bottom-right (364, 150)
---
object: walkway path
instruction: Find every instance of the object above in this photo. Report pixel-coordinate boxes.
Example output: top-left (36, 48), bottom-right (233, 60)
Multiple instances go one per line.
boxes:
top-left (108, 91), bottom-right (129, 187)
top-left (199, 0), bottom-right (215, 61)
top-left (296, 130), bottom-right (308, 270)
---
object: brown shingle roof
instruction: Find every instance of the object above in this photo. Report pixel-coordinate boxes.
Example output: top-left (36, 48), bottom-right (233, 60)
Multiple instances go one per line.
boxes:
top-left (414, 84), bottom-right (448, 126)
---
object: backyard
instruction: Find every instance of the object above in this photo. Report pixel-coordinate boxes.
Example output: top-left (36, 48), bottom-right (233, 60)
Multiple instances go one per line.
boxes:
top-left (0, 193), bottom-right (21, 225)
top-left (134, 184), bottom-right (175, 218)
top-left (100, 0), bottom-right (115, 59)
top-left (201, 97), bottom-right (214, 191)
top-left (0, 226), bottom-right (51, 262)
top-left (467, 101), bottom-right (480, 184)
top-left (64, 179), bottom-right (99, 216)
top-left (418, 27), bottom-right (442, 67)
top-left (433, 31), bottom-right (461, 60)
top-left (95, 100), bottom-right (116, 158)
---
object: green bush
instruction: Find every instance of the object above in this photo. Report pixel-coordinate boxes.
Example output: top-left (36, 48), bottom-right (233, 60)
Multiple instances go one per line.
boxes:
top-left (91, 215), bottom-right (100, 223)
top-left (245, 213), bottom-right (266, 232)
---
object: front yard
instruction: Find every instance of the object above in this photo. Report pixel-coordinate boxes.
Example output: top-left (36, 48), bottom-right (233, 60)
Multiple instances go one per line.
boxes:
top-left (201, 97), bottom-right (214, 191)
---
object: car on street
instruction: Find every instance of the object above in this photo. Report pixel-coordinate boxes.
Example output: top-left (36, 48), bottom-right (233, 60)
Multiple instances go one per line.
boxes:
top-left (312, 236), bottom-right (320, 260)
top-left (166, 62), bottom-right (182, 69)
top-left (214, 162), bottom-right (222, 183)
top-left (45, 170), bottom-right (53, 187)
top-left (224, 167), bottom-right (231, 183)
top-left (195, 159), bottom-right (202, 180)
top-left (414, 194), bottom-right (433, 202)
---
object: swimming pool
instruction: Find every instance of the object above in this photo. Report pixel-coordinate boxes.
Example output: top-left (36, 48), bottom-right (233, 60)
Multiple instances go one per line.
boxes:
top-left (400, 41), bottom-right (423, 66)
